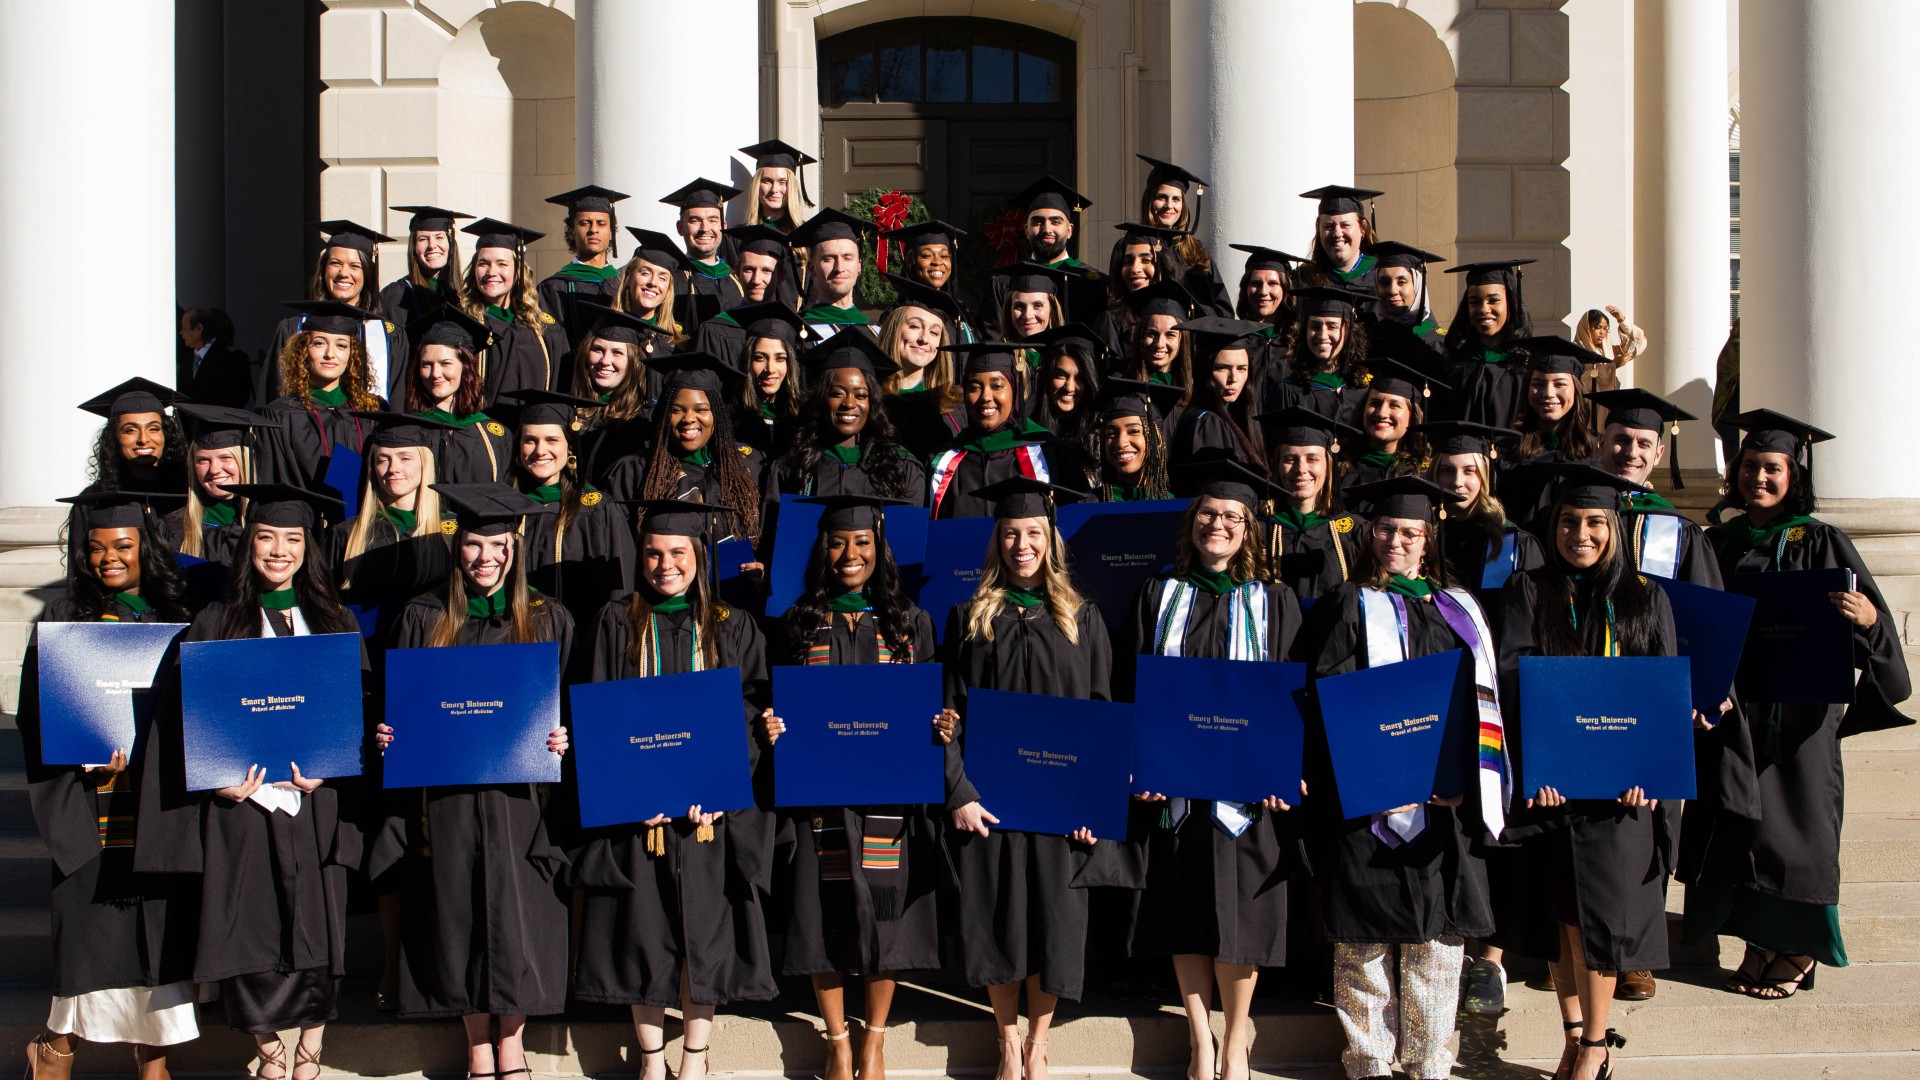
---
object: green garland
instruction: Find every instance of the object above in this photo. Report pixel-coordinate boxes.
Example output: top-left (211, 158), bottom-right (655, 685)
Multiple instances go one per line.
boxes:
top-left (847, 187), bottom-right (932, 309)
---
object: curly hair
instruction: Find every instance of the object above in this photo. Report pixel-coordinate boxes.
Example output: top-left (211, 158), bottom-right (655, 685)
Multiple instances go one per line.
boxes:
top-left (277, 330), bottom-right (380, 410)
top-left (637, 386), bottom-right (762, 543)
top-left (463, 251), bottom-right (548, 333)
top-left (780, 521), bottom-right (918, 661)
top-left (85, 415), bottom-right (188, 492)
top-left (65, 522), bottom-right (191, 622)
top-left (1287, 308), bottom-right (1368, 383)
top-left (216, 524), bottom-right (359, 639)
top-left (561, 207), bottom-right (619, 261)
top-left (786, 374), bottom-right (919, 500)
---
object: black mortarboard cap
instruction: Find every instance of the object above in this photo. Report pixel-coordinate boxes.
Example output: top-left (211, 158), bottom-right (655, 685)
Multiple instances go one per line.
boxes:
top-left (79, 377), bottom-right (178, 419)
top-left (1444, 258), bottom-right (1535, 291)
top-left (1175, 456), bottom-right (1278, 512)
top-left (312, 219), bottom-right (394, 255)
top-left (882, 273), bottom-right (964, 325)
top-left (1366, 241), bottom-right (1446, 270)
top-left (285, 299), bottom-right (372, 336)
top-left (407, 302), bottom-right (491, 352)
top-left (1534, 462), bottom-right (1651, 511)
top-left (1410, 420), bottom-right (1516, 459)
top-left (1174, 315), bottom-right (1268, 361)
top-left (1589, 387), bottom-right (1695, 431)
top-left (1728, 408), bottom-right (1835, 459)
top-left (1138, 154), bottom-right (1208, 192)
top-left (544, 184), bottom-right (629, 216)
top-left (1359, 354), bottom-right (1450, 401)
top-left (574, 300), bottom-right (658, 347)
top-left (1256, 405), bottom-right (1363, 453)
top-left (1516, 335), bottom-right (1610, 375)
top-left (58, 490), bottom-right (181, 532)
top-left (739, 139), bottom-right (817, 171)
top-left (462, 217), bottom-right (544, 253)
top-left (352, 410), bottom-right (456, 450)
top-left (1300, 184), bottom-right (1384, 216)
top-left (624, 227), bottom-right (693, 273)
top-left (659, 177), bottom-right (742, 211)
top-left (632, 497), bottom-right (732, 539)
top-left (884, 219), bottom-right (967, 251)
top-left (1013, 174), bottom-right (1091, 216)
top-left (499, 388), bottom-right (603, 429)
top-left (1096, 377), bottom-right (1184, 423)
top-left (1112, 222), bottom-right (1191, 246)
top-left (1229, 244), bottom-right (1308, 272)
top-left (730, 301), bottom-right (808, 345)
top-left (802, 329), bottom-right (900, 380)
top-left (1120, 278), bottom-right (1195, 320)
top-left (992, 260), bottom-right (1073, 299)
top-left (431, 482), bottom-right (555, 537)
top-left (974, 475), bottom-right (1083, 521)
top-left (390, 205), bottom-right (473, 233)
top-left (798, 493), bottom-right (911, 534)
top-left (223, 483), bottom-right (344, 530)
top-left (785, 207), bottom-right (877, 248)
top-left (940, 342), bottom-right (1026, 378)
top-left (723, 223), bottom-right (791, 259)
top-left (1032, 321), bottom-right (1110, 364)
top-left (1293, 285), bottom-right (1372, 320)
top-left (650, 350), bottom-right (742, 404)
top-left (175, 402), bottom-right (280, 451)
top-left (1344, 475), bottom-right (1463, 521)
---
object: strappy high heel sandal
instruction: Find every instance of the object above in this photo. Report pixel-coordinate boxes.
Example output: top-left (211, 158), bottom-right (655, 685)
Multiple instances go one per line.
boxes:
top-left (1576, 1028), bottom-right (1625, 1080)
top-left (1022, 1038), bottom-right (1049, 1080)
top-left (1738, 953), bottom-right (1818, 1000)
top-left (856, 1022), bottom-right (887, 1080)
top-left (254, 1041), bottom-right (288, 1080)
top-left (995, 1035), bottom-right (1023, 1080)
top-left (24, 1035), bottom-right (76, 1080)
top-left (291, 1044), bottom-right (323, 1080)
top-left (1553, 1020), bottom-right (1582, 1080)
top-left (823, 1026), bottom-right (853, 1080)
top-left (635, 1043), bottom-right (666, 1080)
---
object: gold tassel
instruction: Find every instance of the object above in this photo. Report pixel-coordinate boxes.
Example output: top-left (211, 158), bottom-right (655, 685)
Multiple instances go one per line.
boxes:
top-left (696, 822), bottom-right (716, 843)
top-left (646, 824), bottom-right (665, 856)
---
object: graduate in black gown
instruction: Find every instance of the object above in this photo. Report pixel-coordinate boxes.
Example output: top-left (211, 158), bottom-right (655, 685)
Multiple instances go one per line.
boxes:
top-left (607, 353), bottom-right (767, 549)
top-left (725, 302), bottom-right (809, 459)
top-left (1097, 224), bottom-right (1201, 360)
top-left (1495, 339), bottom-right (1608, 530)
top-left (537, 184), bottom-right (629, 344)
top-left (1260, 287), bottom-right (1370, 422)
top-left (402, 304), bottom-right (515, 485)
top-left (380, 205), bottom-right (473, 330)
top-left (169, 402), bottom-right (277, 571)
top-left (328, 413), bottom-right (454, 645)
top-left (259, 221), bottom-right (408, 405)
top-left (788, 209), bottom-right (880, 341)
top-left (1121, 462), bottom-right (1304, 1080)
top-left (1228, 244), bottom-right (1303, 386)
top-left (976, 175), bottom-right (1104, 340)
top-left (370, 484), bottom-right (572, 1076)
top-left (1362, 242), bottom-right (1447, 355)
top-left (769, 496), bottom-right (945, 1080)
top-left (1025, 322), bottom-right (1107, 456)
top-left (23, 493), bottom-right (200, 1077)
top-left (1417, 421), bottom-right (1544, 597)
top-left (1490, 466), bottom-right (1686, 1080)
top-left (1167, 316), bottom-right (1269, 475)
top-left (1683, 412), bottom-right (1911, 997)
top-left (1588, 388), bottom-right (1723, 586)
top-left (77, 378), bottom-right (188, 501)
top-left (615, 228), bottom-right (696, 364)
top-left (1338, 356), bottom-right (1442, 512)
top-left (1112, 280), bottom-right (1197, 401)
top-left (937, 477), bottom-right (1111, 1080)
top-left (1258, 406), bottom-right (1365, 604)
top-left (881, 220), bottom-right (982, 341)
top-left (134, 485), bottom-right (363, 1079)
top-left (878, 275), bottom-right (971, 461)
top-left (501, 390), bottom-right (636, 666)
top-left (663, 177), bottom-right (747, 319)
top-left (928, 344), bottom-right (1081, 519)
top-left (1136, 155), bottom-right (1234, 317)
top-left (1437, 259), bottom-right (1536, 428)
top-left (573, 499), bottom-right (780, 1080)
top-left (262, 300), bottom-right (387, 490)
top-left (567, 301), bottom-right (672, 486)
top-left (461, 218), bottom-right (570, 405)
top-left (1296, 185), bottom-right (1384, 292)
top-left (1296, 476), bottom-right (1505, 1080)
top-left (1085, 378), bottom-right (1181, 502)
top-left (767, 331), bottom-right (928, 507)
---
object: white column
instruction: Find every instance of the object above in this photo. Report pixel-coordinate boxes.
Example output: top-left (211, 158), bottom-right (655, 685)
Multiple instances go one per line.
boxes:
top-left (1741, 0), bottom-right (1920, 500)
top-left (0, 1), bottom-right (175, 507)
top-left (1171, 0), bottom-right (1353, 291)
top-left (1632, 0), bottom-right (1727, 470)
top-left (577, 0), bottom-right (761, 237)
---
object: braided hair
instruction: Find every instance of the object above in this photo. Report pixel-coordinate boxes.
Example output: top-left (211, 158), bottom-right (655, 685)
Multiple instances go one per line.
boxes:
top-left (638, 385), bottom-right (763, 543)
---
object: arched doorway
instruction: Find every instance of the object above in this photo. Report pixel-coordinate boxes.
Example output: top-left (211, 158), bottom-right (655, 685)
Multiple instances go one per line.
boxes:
top-left (819, 18), bottom-right (1075, 225)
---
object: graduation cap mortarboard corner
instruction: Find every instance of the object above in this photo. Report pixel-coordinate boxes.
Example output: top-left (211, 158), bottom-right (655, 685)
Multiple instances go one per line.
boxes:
top-left (408, 303), bottom-right (492, 353)
top-left (630, 497), bottom-right (734, 540)
top-left (1366, 241), bottom-right (1447, 269)
top-left (1299, 184), bottom-right (1385, 218)
top-left (1031, 322), bottom-right (1112, 365)
top-left (390, 205), bottom-right (473, 233)
top-left (1112, 222), bottom-right (1192, 246)
top-left (1119, 278), bottom-right (1195, 320)
top-left (1343, 475), bottom-right (1464, 522)
top-left (973, 475), bottom-right (1084, 522)
top-left (1256, 405), bottom-right (1364, 453)
top-left (1174, 456), bottom-right (1278, 512)
top-left (1359, 354), bottom-right (1451, 402)
top-left (311, 220), bottom-right (395, 255)
top-left (497, 389), bottom-right (604, 430)
top-left (1291, 285), bottom-right (1373, 320)
top-left (729, 301), bottom-right (809, 346)
top-left (939, 341), bottom-right (1026, 379)
top-left (351, 410), bottom-right (458, 450)
top-left (1229, 244), bottom-right (1308, 273)
top-left (1590, 386), bottom-right (1696, 492)
top-left (79, 377), bottom-right (180, 420)
top-left (1515, 335), bottom-right (1611, 375)
top-left (883, 219), bottom-right (968, 250)
top-left (992, 261), bottom-right (1075, 302)
top-left (1137, 154), bottom-right (1208, 193)
top-left (796, 493), bottom-right (914, 534)
top-left (57, 490), bottom-right (183, 532)
top-left (659, 177), bottom-right (742, 212)
top-left (624, 228), bottom-right (693, 274)
top-left (801, 329), bottom-right (900, 381)
top-left (1409, 421), bottom-right (1515, 460)
top-left (648, 351), bottom-right (744, 404)
top-left (573, 300), bottom-right (662, 348)
top-left (221, 483), bottom-right (345, 530)
top-left (544, 184), bottom-right (630, 216)
top-left (1013, 174), bottom-right (1092, 217)
top-left (285, 299), bottom-right (376, 337)
top-left (784, 208), bottom-right (878, 249)
top-left (175, 402), bottom-right (280, 454)
top-left (1445, 259), bottom-right (1535, 311)
top-left (723, 224), bottom-right (791, 260)
top-left (1096, 377), bottom-right (1185, 423)
top-left (432, 482), bottom-right (556, 536)
top-left (462, 218), bottom-right (544, 254)
top-left (1173, 315), bottom-right (1268, 357)
top-left (881, 273), bottom-right (965, 326)
top-left (1529, 462), bottom-right (1652, 511)
top-left (1727, 407), bottom-right (1835, 463)
top-left (738, 139), bottom-right (818, 208)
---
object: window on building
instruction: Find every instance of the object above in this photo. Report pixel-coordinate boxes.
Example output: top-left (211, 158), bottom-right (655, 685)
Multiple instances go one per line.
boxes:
top-left (821, 21), bottom-right (1068, 108)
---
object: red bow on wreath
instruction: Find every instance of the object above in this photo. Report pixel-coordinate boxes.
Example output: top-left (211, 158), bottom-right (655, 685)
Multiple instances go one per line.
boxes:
top-left (871, 190), bottom-right (914, 273)
top-left (985, 209), bottom-right (1025, 268)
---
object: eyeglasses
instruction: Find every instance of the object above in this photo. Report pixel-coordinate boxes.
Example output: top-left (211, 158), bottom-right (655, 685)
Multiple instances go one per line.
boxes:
top-left (1195, 509), bottom-right (1248, 530)
top-left (1369, 523), bottom-right (1428, 543)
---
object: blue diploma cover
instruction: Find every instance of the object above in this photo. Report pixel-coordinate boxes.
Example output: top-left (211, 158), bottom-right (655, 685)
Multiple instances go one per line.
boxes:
top-left (319, 446), bottom-right (364, 519)
top-left (714, 538), bottom-right (765, 617)
top-left (1517, 655), bottom-right (1697, 800)
top-left (768, 503), bottom-right (930, 617)
top-left (382, 642), bottom-right (562, 787)
top-left (1131, 654), bottom-right (1308, 803)
top-left (1649, 575), bottom-right (1756, 711)
top-left (772, 663), bottom-right (944, 807)
top-left (569, 667), bottom-right (755, 828)
top-left (962, 688), bottom-right (1133, 839)
top-left (35, 622), bottom-right (188, 766)
top-left (1315, 649), bottom-right (1464, 819)
top-left (919, 517), bottom-right (996, 643)
top-left (1056, 499), bottom-right (1189, 635)
top-left (179, 633), bottom-right (365, 790)
top-left (1727, 568), bottom-right (1858, 704)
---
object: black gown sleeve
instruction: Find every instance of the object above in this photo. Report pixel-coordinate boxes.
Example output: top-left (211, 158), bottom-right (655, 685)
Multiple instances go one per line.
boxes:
top-left (940, 608), bottom-right (980, 809)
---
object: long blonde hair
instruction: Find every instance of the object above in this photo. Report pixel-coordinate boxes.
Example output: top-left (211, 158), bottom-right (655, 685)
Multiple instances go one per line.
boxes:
top-left (961, 521), bottom-right (1085, 645)
top-left (278, 330), bottom-right (380, 409)
top-left (427, 532), bottom-right (546, 648)
top-left (179, 442), bottom-right (255, 558)
top-left (879, 304), bottom-right (963, 413)
top-left (613, 255), bottom-right (687, 345)
top-left (746, 166), bottom-right (811, 230)
top-left (463, 251), bottom-right (547, 330)
top-left (339, 451), bottom-right (443, 585)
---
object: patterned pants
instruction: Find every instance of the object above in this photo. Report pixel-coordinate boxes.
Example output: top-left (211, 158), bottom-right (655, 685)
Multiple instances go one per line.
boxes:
top-left (1332, 937), bottom-right (1465, 1080)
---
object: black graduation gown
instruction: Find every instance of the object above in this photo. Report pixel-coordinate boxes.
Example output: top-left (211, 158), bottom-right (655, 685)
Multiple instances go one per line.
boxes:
top-left (1168, 408), bottom-right (1255, 473)
top-left (20, 597), bottom-right (200, 999)
top-left (1489, 571), bottom-right (1678, 971)
top-left (1269, 512), bottom-right (1364, 605)
top-left (366, 594), bottom-right (574, 1018)
top-left (692, 314), bottom-right (749, 375)
top-left (1338, 454), bottom-right (1415, 516)
top-left (571, 597), bottom-right (779, 1006)
top-left (975, 256), bottom-right (1105, 340)
top-left (942, 599), bottom-right (1113, 998)
top-left (538, 269), bottom-right (621, 345)
top-left (1120, 577), bottom-right (1306, 966)
top-left (1440, 519), bottom-right (1547, 599)
top-left (165, 506), bottom-right (246, 568)
top-left (1261, 375), bottom-right (1347, 423)
top-left (761, 446), bottom-right (930, 556)
top-left (778, 606), bottom-right (946, 976)
top-left (519, 492), bottom-right (636, 674)
top-left (1442, 347), bottom-right (1527, 429)
top-left (928, 425), bottom-right (1083, 519)
top-left (432, 414), bottom-right (516, 485)
top-left (328, 516), bottom-right (451, 647)
top-left (479, 310), bottom-right (571, 405)
top-left (1682, 518), bottom-right (1912, 961)
top-left (133, 602), bottom-right (365, 1030)
top-left (1497, 444), bottom-right (1596, 532)
top-left (378, 278), bottom-right (451, 332)
top-left (687, 264), bottom-right (746, 317)
top-left (258, 312), bottom-right (410, 407)
top-left (1298, 584), bottom-right (1495, 943)
top-left (883, 389), bottom-right (967, 463)
top-left (1181, 264), bottom-right (1235, 320)
top-left (602, 444), bottom-right (769, 514)
top-left (262, 395), bottom-right (382, 490)
top-left (574, 413), bottom-right (654, 492)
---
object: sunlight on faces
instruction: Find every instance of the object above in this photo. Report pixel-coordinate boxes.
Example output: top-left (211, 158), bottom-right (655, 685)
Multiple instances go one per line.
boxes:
top-left (965, 371), bottom-right (1014, 432)
top-left (1364, 391), bottom-right (1411, 447)
top-left (1317, 212), bottom-right (1363, 267)
top-left (827, 528), bottom-right (877, 592)
top-left (1209, 348), bottom-right (1250, 403)
top-left (588, 338), bottom-right (633, 394)
top-left (1466, 284), bottom-right (1508, 339)
top-left (825, 368), bottom-right (872, 439)
top-left (193, 446), bottom-right (243, 500)
top-left (306, 332), bottom-right (354, 390)
top-left (1377, 265), bottom-right (1420, 311)
top-left (757, 168), bottom-right (788, 213)
top-left (1009, 292), bottom-right (1053, 338)
top-left (1274, 445), bottom-right (1328, 509)
top-left (1603, 423), bottom-right (1662, 486)
top-left (1369, 517), bottom-right (1428, 576)
top-left (811, 239), bottom-right (861, 301)
top-left (1102, 417), bottom-right (1147, 476)
top-left (116, 413), bottom-right (165, 465)
top-left (473, 249), bottom-right (516, 302)
top-left (1246, 269), bottom-right (1286, 318)
top-left (1306, 316), bottom-right (1345, 361)
top-left (418, 344), bottom-right (464, 407)
top-left (1554, 507), bottom-right (1612, 570)
top-left (372, 445), bottom-right (424, 503)
top-left (641, 532), bottom-right (698, 596)
top-left (323, 247), bottom-right (366, 300)
top-left (570, 212), bottom-right (612, 258)
top-left (737, 251), bottom-right (778, 302)
top-left (898, 307), bottom-right (945, 372)
top-left (250, 524), bottom-right (306, 589)
top-left (912, 243), bottom-right (951, 288)
top-left (1142, 315), bottom-right (1182, 372)
top-left (413, 230), bottom-right (449, 271)
top-left (1528, 372), bottom-right (1576, 422)
top-left (749, 338), bottom-right (789, 399)
top-left (459, 531), bottom-right (514, 593)
top-left (678, 207), bottom-right (725, 259)
top-left (997, 516), bottom-right (1050, 587)
top-left (1149, 184), bottom-right (1184, 227)
top-left (518, 425), bottom-right (568, 484)
top-left (668, 388), bottom-right (714, 453)
top-left (628, 260), bottom-right (672, 315)
top-left (1191, 496), bottom-right (1248, 566)
top-left (1738, 450), bottom-right (1792, 512)
top-left (88, 528), bottom-right (141, 593)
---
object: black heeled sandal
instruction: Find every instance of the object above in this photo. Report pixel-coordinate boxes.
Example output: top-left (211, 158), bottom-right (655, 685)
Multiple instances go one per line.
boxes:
top-left (1576, 1028), bottom-right (1625, 1080)
top-left (1553, 1020), bottom-right (1583, 1080)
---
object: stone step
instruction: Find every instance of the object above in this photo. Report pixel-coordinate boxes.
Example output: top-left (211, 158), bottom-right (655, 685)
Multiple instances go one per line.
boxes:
top-left (1840, 812), bottom-right (1920, 884)
top-left (0, 546), bottom-right (63, 590)
top-left (0, 586), bottom-right (54, 627)
top-left (0, 830), bottom-right (49, 906)
top-left (1847, 749), bottom-right (1920, 813)
top-left (0, 508), bottom-right (66, 551)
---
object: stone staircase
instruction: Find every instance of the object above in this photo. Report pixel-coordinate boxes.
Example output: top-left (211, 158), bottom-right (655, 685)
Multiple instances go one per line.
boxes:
top-left (1, 495), bottom-right (1916, 1078)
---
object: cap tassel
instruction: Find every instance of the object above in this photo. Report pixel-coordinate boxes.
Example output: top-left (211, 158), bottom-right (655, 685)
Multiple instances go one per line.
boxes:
top-left (1667, 421), bottom-right (1684, 492)
top-left (799, 163), bottom-right (816, 210)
